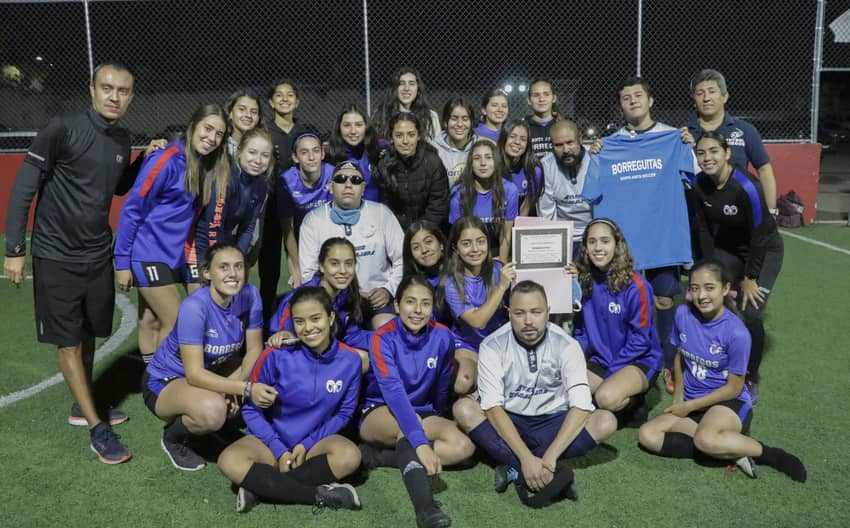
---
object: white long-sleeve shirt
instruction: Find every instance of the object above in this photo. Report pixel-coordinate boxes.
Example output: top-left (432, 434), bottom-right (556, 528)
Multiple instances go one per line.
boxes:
top-left (299, 200), bottom-right (404, 295)
top-left (478, 322), bottom-right (594, 416)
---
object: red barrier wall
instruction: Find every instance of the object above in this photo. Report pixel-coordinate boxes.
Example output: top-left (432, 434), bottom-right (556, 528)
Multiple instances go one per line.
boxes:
top-left (763, 143), bottom-right (821, 225)
top-left (0, 150), bottom-right (143, 233)
top-left (0, 144), bottom-right (822, 232)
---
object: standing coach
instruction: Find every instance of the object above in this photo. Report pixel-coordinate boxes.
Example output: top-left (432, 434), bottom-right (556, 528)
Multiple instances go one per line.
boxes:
top-left (4, 62), bottom-right (151, 464)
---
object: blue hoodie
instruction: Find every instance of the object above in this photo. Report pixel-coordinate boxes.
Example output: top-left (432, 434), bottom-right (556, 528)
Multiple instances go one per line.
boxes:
top-left (244, 339), bottom-right (362, 459)
top-left (573, 271), bottom-right (662, 376)
top-left (363, 317), bottom-right (455, 448)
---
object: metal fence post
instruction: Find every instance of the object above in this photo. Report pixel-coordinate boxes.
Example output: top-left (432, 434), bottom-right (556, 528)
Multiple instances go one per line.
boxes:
top-left (83, 0), bottom-right (94, 82)
top-left (812, 0), bottom-right (826, 144)
top-left (363, 0), bottom-right (372, 116)
top-left (636, 0), bottom-right (643, 77)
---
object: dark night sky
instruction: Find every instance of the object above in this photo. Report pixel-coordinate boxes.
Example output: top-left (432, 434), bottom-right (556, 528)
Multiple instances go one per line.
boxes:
top-left (3, 1), bottom-right (849, 140)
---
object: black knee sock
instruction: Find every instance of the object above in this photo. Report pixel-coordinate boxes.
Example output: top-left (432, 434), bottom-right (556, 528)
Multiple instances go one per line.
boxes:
top-left (373, 447), bottom-right (397, 467)
top-left (396, 438), bottom-right (434, 513)
top-left (164, 416), bottom-right (191, 443)
top-left (467, 420), bottom-right (522, 469)
top-left (659, 432), bottom-right (695, 458)
top-left (288, 454), bottom-right (337, 486)
top-left (745, 319), bottom-right (765, 383)
top-left (755, 443), bottom-right (807, 482)
top-left (241, 463), bottom-right (318, 504)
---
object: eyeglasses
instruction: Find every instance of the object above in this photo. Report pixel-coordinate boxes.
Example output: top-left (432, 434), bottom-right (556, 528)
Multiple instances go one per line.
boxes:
top-left (332, 174), bottom-right (364, 185)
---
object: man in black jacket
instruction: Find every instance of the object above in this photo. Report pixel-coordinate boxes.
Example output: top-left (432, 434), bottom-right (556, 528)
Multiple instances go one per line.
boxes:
top-left (4, 62), bottom-right (139, 464)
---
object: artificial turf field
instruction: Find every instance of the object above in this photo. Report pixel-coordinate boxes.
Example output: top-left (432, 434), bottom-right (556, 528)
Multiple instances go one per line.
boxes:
top-left (0, 226), bottom-right (848, 528)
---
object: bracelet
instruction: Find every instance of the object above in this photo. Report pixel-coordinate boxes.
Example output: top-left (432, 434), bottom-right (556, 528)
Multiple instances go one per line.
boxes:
top-left (243, 381), bottom-right (252, 402)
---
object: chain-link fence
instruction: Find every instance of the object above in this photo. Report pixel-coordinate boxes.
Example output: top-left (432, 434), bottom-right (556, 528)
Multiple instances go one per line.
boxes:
top-left (0, 0), bottom-right (830, 148)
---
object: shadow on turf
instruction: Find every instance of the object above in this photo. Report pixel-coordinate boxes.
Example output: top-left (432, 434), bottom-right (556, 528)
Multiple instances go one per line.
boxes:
top-left (91, 350), bottom-right (146, 415)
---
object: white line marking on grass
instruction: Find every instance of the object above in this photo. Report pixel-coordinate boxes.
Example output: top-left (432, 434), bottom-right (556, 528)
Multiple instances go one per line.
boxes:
top-left (0, 293), bottom-right (135, 409)
top-left (779, 229), bottom-right (850, 256)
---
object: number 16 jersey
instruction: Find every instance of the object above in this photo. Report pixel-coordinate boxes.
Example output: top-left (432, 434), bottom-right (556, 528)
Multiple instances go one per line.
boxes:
top-left (670, 304), bottom-right (752, 404)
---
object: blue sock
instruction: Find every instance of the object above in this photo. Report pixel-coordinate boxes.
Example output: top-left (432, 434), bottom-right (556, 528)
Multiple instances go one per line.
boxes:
top-left (468, 420), bottom-right (521, 469)
top-left (656, 306), bottom-right (676, 369)
top-left (563, 428), bottom-right (598, 458)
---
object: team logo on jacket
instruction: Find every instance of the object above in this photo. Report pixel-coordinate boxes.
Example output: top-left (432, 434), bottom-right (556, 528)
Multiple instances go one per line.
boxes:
top-left (679, 332), bottom-right (687, 343)
top-left (426, 357), bottom-right (438, 369)
top-left (722, 205), bottom-right (738, 216)
top-left (205, 328), bottom-right (219, 338)
top-left (115, 154), bottom-right (124, 163)
top-left (608, 302), bottom-right (621, 314)
top-left (326, 380), bottom-right (343, 393)
top-left (709, 343), bottom-right (724, 355)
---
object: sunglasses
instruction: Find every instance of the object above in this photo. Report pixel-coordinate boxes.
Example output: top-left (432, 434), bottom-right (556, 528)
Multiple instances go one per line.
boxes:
top-left (332, 174), bottom-right (364, 185)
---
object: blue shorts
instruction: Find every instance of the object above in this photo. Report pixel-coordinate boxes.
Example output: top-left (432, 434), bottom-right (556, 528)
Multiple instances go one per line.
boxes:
top-left (587, 358), bottom-right (659, 386)
top-left (643, 266), bottom-right (682, 298)
top-left (687, 398), bottom-right (753, 435)
top-left (360, 293), bottom-right (396, 320)
top-left (131, 260), bottom-right (184, 287)
top-left (141, 371), bottom-right (179, 416)
top-left (453, 337), bottom-right (479, 355)
top-left (507, 411), bottom-right (592, 459)
top-left (357, 403), bottom-right (437, 430)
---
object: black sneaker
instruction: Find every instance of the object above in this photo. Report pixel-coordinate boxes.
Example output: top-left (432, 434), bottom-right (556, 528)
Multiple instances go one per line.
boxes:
top-left (236, 487), bottom-right (258, 513)
top-left (493, 465), bottom-right (519, 493)
top-left (160, 434), bottom-right (206, 471)
top-left (416, 503), bottom-right (452, 528)
top-left (314, 483), bottom-right (361, 510)
top-left (69, 403), bottom-right (128, 427)
top-left (89, 422), bottom-right (132, 464)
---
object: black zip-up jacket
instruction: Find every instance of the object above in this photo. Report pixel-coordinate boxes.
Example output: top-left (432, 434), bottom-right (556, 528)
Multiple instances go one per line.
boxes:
top-left (5, 107), bottom-right (133, 262)
top-left (375, 142), bottom-right (449, 232)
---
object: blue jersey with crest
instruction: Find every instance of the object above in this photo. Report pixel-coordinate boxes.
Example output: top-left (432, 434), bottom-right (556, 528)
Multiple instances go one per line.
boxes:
top-left (146, 284), bottom-right (263, 380)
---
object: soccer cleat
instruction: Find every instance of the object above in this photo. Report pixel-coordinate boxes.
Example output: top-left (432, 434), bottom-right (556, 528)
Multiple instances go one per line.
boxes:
top-left (416, 503), bottom-right (452, 528)
top-left (493, 465), bottom-right (519, 493)
top-left (314, 483), bottom-right (361, 510)
top-left (662, 368), bottom-right (675, 394)
top-left (160, 435), bottom-right (206, 471)
top-left (69, 403), bottom-right (129, 427)
top-left (735, 456), bottom-right (759, 479)
top-left (236, 487), bottom-right (258, 513)
top-left (89, 422), bottom-right (132, 464)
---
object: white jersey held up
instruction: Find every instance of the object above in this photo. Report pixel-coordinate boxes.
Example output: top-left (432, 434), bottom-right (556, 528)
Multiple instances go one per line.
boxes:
top-left (478, 322), bottom-right (594, 416)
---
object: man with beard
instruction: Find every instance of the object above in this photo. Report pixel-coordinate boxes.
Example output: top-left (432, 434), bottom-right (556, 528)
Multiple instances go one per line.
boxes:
top-left (537, 119), bottom-right (592, 256)
top-left (453, 281), bottom-right (616, 505)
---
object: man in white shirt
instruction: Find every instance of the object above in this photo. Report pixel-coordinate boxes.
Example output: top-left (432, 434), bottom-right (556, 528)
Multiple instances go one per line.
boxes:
top-left (453, 280), bottom-right (616, 505)
top-left (299, 160), bottom-right (404, 328)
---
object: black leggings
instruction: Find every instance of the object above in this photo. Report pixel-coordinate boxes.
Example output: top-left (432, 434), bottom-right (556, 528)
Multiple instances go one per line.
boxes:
top-left (712, 239), bottom-right (784, 382)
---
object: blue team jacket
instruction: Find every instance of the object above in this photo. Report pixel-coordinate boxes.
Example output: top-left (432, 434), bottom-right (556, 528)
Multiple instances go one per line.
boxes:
top-left (363, 317), bottom-right (455, 448)
top-left (269, 275), bottom-right (372, 350)
top-left (243, 340), bottom-right (362, 459)
top-left (189, 164), bottom-right (268, 264)
top-left (114, 142), bottom-right (195, 270)
top-left (573, 271), bottom-right (662, 376)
